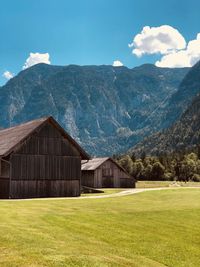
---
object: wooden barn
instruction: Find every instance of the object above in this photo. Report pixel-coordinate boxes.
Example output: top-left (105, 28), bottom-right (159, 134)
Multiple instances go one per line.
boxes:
top-left (0, 116), bottom-right (90, 199)
top-left (81, 157), bottom-right (135, 188)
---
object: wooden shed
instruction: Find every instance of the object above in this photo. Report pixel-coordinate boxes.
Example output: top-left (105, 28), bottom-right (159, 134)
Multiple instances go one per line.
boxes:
top-left (0, 116), bottom-right (89, 199)
top-left (81, 157), bottom-right (135, 188)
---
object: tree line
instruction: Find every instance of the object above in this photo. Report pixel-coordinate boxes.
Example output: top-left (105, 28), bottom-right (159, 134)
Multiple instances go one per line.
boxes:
top-left (114, 146), bottom-right (200, 182)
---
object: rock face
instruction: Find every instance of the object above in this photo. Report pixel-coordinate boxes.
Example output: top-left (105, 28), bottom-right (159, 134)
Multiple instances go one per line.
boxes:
top-left (131, 61), bottom-right (200, 156)
top-left (0, 63), bottom-right (189, 155)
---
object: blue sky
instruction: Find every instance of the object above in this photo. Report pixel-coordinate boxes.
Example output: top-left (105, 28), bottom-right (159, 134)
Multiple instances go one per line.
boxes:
top-left (0, 0), bottom-right (200, 85)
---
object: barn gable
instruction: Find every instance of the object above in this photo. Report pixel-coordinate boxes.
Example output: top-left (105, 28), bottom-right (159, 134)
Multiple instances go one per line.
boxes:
top-left (0, 116), bottom-right (89, 159)
top-left (16, 121), bottom-right (82, 157)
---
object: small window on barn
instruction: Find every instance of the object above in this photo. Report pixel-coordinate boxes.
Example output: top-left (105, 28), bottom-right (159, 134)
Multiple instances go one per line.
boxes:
top-left (0, 161), bottom-right (9, 178)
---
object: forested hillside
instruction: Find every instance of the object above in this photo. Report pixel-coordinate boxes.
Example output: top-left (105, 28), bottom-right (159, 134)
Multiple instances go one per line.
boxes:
top-left (131, 61), bottom-right (200, 156)
top-left (116, 148), bottom-right (200, 182)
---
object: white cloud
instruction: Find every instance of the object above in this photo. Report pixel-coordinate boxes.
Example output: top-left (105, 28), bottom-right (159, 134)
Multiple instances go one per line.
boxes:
top-left (113, 60), bottom-right (123, 67)
top-left (23, 52), bottom-right (51, 70)
top-left (129, 25), bottom-right (186, 57)
top-left (3, 71), bottom-right (14, 80)
top-left (156, 33), bottom-right (200, 67)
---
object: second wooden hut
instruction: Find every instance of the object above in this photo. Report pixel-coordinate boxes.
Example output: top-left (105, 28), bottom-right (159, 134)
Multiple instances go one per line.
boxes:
top-left (81, 157), bottom-right (135, 188)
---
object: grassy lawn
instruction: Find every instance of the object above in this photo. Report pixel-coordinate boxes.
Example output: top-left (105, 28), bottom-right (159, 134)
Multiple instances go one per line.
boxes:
top-left (0, 189), bottom-right (200, 267)
top-left (136, 180), bottom-right (200, 188)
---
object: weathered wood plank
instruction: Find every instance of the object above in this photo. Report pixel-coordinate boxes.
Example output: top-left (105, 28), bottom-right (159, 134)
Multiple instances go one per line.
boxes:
top-left (10, 179), bottom-right (80, 198)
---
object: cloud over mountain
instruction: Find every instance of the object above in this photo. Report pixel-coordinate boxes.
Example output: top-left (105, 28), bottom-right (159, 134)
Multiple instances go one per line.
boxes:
top-left (129, 25), bottom-right (186, 57)
top-left (156, 33), bottom-right (200, 67)
top-left (130, 25), bottom-right (200, 68)
top-left (23, 53), bottom-right (51, 70)
top-left (113, 60), bottom-right (123, 67)
top-left (3, 71), bottom-right (14, 80)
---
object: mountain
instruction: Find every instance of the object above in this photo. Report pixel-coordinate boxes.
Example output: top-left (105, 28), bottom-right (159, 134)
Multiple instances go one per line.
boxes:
top-left (131, 61), bottom-right (200, 156)
top-left (135, 61), bottom-right (200, 133)
top-left (0, 63), bottom-right (188, 155)
top-left (159, 60), bottom-right (200, 128)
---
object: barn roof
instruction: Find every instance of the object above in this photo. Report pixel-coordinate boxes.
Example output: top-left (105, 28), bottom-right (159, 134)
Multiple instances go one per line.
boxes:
top-left (81, 157), bottom-right (131, 177)
top-left (0, 116), bottom-right (90, 159)
top-left (81, 157), bottom-right (110, 170)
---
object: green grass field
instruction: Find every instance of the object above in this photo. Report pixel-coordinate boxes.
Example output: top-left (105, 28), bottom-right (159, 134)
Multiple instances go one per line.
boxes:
top-left (136, 181), bottom-right (200, 188)
top-left (0, 188), bottom-right (200, 267)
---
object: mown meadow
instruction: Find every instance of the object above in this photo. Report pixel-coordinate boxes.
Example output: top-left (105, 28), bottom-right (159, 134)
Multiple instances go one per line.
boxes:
top-left (0, 188), bottom-right (199, 267)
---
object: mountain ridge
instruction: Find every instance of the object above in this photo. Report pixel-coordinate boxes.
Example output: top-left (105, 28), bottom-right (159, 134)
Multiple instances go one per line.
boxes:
top-left (0, 63), bottom-right (189, 155)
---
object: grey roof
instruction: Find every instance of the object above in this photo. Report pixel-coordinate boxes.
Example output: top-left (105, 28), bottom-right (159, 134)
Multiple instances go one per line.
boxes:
top-left (0, 116), bottom-right (90, 159)
top-left (0, 118), bottom-right (47, 157)
top-left (81, 157), bottom-right (110, 170)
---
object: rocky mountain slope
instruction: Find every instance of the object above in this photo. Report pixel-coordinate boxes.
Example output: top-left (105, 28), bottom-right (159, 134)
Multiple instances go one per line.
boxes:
top-left (0, 63), bottom-right (189, 155)
top-left (131, 61), bottom-right (200, 155)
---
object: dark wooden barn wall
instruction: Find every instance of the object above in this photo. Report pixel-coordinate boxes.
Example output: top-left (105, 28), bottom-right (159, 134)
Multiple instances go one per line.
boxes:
top-left (81, 171), bottom-right (95, 187)
top-left (10, 180), bottom-right (79, 198)
top-left (0, 160), bottom-right (10, 198)
top-left (120, 178), bottom-right (135, 188)
top-left (0, 178), bottom-right (9, 198)
top-left (9, 122), bottom-right (81, 198)
top-left (11, 155), bottom-right (80, 180)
